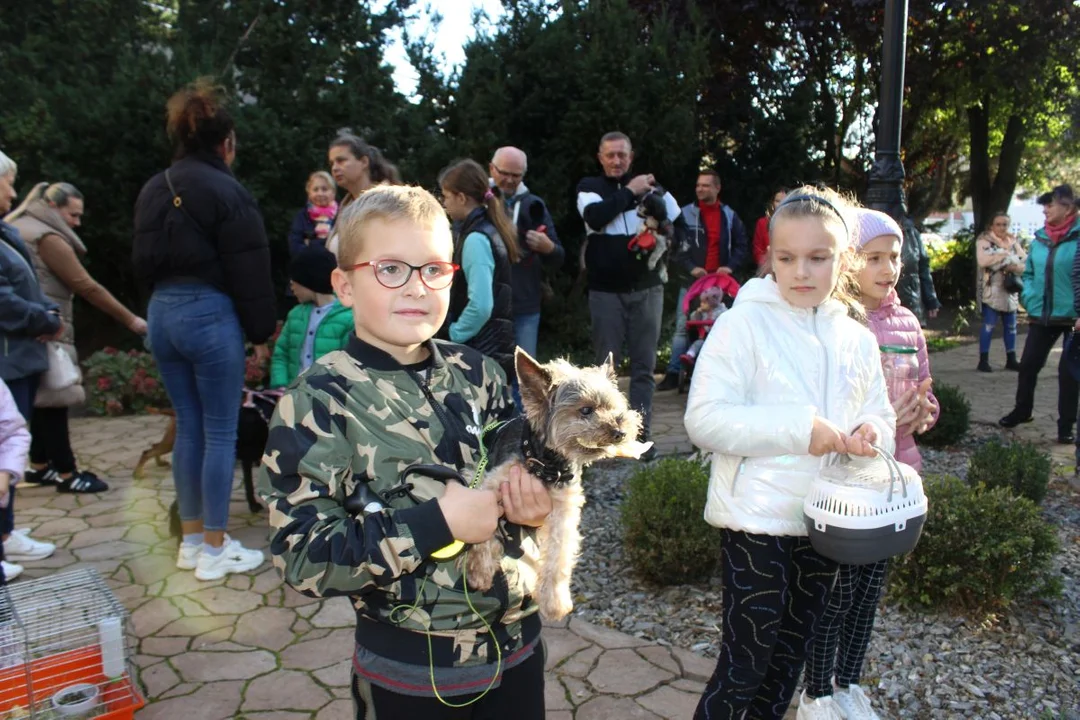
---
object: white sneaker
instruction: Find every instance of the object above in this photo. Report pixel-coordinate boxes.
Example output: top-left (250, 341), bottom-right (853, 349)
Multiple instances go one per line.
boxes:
top-left (797, 691), bottom-right (846, 720)
top-left (3, 529), bottom-right (55, 562)
top-left (833, 685), bottom-right (881, 720)
top-left (194, 536), bottom-right (264, 581)
top-left (176, 542), bottom-right (202, 570)
top-left (1, 560), bottom-right (23, 581)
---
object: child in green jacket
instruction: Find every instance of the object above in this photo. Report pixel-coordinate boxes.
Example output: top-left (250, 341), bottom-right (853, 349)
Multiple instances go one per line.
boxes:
top-left (270, 247), bottom-right (354, 388)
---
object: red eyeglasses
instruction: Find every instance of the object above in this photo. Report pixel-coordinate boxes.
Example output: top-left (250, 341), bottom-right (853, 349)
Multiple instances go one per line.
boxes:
top-left (344, 259), bottom-right (459, 290)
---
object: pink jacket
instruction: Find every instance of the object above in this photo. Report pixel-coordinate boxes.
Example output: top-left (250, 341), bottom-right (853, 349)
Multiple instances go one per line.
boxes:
top-left (866, 290), bottom-right (939, 470)
top-left (0, 379), bottom-right (29, 483)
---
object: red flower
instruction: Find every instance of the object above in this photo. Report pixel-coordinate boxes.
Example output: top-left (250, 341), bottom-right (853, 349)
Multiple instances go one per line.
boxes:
top-left (143, 377), bottom-right (158, 390)
top-left (105, 399), bottom-right (123, 415)
top-left (104, 347), bottom-right (119, 356)
top-left (97, 377), bottom-right (112, 391)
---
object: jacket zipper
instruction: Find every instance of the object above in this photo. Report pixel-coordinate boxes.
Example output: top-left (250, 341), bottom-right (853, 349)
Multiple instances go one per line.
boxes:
top-left (1042, 240), bottom-right (1058, 324)
top-left (812, 307), bottom-right (829, 450)
top-left (407, 366), bottom-right (455, 440)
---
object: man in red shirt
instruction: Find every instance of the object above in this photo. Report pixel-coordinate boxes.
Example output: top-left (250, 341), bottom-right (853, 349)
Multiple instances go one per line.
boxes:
top-left (657, 170), bottom-right (747, 391)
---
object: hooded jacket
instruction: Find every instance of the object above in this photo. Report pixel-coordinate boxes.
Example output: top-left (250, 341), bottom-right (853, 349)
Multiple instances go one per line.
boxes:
top-left (7, 190), bottom-right (140, 407)
top-left (684, 277), bottom-right (896, 536)
top-left (0, 221), bottom-right (60, 382)
top-left (505, 182), bottom-right (564, 316)
top-left (865, 290), bottom-right (938, 471)
top-left (1021, 214), bottom-right (1080, 325)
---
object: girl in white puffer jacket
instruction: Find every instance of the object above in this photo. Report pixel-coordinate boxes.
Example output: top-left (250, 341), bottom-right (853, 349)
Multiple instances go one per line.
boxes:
top-left (686, 187), bottom-right (896, 720)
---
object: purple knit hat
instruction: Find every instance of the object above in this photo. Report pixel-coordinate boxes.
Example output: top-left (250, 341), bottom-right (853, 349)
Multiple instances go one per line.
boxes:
top-left (856, 209), bottom-right (904, 249)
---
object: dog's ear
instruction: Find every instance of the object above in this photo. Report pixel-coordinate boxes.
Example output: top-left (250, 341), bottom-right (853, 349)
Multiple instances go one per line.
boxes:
top-left (515, 348), bottom-right (552, 413)
top-left (602, 352), bottom-right (617, 382)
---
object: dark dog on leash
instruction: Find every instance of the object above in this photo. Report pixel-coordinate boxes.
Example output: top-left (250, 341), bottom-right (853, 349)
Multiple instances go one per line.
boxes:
top-left (137, 391), bottom-right (280, 540)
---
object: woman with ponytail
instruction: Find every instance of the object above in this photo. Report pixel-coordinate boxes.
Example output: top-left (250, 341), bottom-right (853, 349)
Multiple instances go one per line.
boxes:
top-left (439, 158), bottom-right (520, 376)
top-left (132, 78), bottom-right (276, 582)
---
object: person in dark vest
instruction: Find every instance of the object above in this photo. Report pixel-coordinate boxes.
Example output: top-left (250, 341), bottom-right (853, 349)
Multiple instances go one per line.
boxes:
top-left (438, 159), bottom-right (520, 377)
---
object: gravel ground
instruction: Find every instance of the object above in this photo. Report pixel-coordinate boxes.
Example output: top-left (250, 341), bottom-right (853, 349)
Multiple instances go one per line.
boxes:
top-left (571, 423), bottom-right (1080, 719)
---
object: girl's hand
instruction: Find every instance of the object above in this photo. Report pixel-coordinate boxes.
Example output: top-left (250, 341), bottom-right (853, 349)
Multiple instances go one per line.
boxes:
top-left (810, 416), bottom-right (848, 456)
top-left (500, 465), bottom-right (552, 527)
top-left (845, 424), bottom-right (879, 457)
top-left (894, 388), bottom-right (920, 440)
top-left (909, 379), bottom-right (936, 435)
top-left (0, 471), bottom-right (10, 509)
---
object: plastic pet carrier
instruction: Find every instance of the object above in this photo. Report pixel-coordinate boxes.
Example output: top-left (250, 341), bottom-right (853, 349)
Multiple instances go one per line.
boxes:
top-left (803, 445), bottom-right (928, 565)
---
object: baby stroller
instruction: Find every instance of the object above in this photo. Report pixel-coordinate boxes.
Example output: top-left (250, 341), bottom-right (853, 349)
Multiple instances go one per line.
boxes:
top-left (677, 275), bottom-right (741, 394)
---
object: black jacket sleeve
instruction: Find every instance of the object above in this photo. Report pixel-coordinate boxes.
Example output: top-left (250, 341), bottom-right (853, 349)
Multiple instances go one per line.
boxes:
top-left (540, 205), bottom-right (565, 270)
top-left (728, 212), bottom-right (749, 273)
top-left (217, 188), bottom-right (278, 344)
top-left (577, 179), bottom-right (636, 232)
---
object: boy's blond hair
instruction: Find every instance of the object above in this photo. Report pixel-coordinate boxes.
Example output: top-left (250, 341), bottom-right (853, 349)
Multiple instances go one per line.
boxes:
top-left (334, 185), bottom-right (451, 266)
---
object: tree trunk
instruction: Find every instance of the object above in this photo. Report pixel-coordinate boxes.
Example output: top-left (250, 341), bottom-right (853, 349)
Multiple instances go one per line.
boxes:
top-left (989, 114), bottom-right (1026, 223)
top-left (968, 101), bottom-right (1027, 232)
top-left (967, 100), bottom-right (991, 232)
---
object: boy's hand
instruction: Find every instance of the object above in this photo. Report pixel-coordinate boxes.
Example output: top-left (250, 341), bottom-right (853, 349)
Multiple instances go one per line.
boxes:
top-left (845, 424), bottom-right (879, 458)
top-left (437, 481), bottom-right (500, 544)
top-left (809, 416), bottom-right (848, 456)
top-left (500, 465), bottom-right (552, 527)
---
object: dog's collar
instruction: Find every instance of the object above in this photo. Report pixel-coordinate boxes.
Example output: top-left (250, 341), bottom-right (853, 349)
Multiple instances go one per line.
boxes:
top-left (518, 418), bottom-right (575, 488)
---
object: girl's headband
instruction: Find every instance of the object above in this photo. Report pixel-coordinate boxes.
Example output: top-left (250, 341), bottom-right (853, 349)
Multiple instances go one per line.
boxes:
top-left (774, 194), bottom-right (850, 241)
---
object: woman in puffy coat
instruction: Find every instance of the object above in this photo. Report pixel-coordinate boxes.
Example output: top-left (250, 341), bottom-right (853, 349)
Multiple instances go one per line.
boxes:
top-left (6, 182), bottom-right (146, 494)
top-left (132, 79), bottom-right (276, 581)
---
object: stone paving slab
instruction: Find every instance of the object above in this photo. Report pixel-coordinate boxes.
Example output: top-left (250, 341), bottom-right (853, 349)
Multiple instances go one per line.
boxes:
top-left (11, 337), bottom-right (1040, 718)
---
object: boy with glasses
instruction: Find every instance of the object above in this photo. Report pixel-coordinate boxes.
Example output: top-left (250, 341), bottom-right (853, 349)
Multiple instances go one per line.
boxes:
top-left (259, 185), bottom-right (552, 718)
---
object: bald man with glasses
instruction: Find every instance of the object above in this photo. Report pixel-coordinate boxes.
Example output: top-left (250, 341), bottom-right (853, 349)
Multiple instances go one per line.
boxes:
top-left (489, 147), bottom-right (564, 409)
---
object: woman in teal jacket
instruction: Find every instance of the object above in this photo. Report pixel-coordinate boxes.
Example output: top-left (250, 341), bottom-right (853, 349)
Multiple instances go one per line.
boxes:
top-left (1000, 185), bottom-right (1080, 443)
top-left (270, 247), bottom-right (354, 388)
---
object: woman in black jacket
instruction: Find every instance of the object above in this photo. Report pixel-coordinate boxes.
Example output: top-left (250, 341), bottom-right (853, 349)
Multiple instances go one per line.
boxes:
top-left (132, 78), bottom-right (276, 582)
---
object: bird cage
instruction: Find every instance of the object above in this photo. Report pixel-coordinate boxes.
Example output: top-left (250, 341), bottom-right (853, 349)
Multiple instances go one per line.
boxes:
top-left (0, 568), bottom-right (145, 719)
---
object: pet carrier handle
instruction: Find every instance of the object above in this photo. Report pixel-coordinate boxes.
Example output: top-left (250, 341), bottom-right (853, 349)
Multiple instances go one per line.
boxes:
top-left (869, 444), bottom-right (908, 503)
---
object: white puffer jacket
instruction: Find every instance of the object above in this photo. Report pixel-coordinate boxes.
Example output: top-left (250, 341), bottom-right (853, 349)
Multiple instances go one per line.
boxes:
top-left (684, 277), bottom-right (896, 537)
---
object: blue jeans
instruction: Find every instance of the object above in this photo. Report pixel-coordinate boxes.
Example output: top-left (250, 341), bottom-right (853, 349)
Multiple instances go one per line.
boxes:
top-left (666, 287), bottom-right (689, 375)
top-left (980, 304), bottom-right (1017, 354)
top-left (511, 313), bottom-right (541, 413)
top-left (148, 285), bottom-right (245, 532)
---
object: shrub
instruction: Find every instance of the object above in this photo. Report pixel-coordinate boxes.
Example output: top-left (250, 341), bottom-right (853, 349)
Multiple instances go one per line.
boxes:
top-left (622, 457), bottom-right (717, 585)
top-left (967, 439), bottom-right (1052, 504)
top-left (82, 348), bottom-right (170, 416)
top-left (888, 475), bottom-right (1061, 613)
top-left (916, 382), bottom-right (970, 448)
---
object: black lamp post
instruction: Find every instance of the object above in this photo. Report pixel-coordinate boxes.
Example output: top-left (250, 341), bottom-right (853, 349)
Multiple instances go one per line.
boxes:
top-left (866, 0), bottom-right (909, 221)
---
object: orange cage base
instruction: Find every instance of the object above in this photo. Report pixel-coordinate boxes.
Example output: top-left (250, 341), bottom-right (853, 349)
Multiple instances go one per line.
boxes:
top-left (0, 646), bottom-right (145, 719)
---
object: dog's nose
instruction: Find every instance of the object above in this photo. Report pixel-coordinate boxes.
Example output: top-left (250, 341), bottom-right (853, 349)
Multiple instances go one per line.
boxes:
top-left (611, 428), bottom-right (626, 441)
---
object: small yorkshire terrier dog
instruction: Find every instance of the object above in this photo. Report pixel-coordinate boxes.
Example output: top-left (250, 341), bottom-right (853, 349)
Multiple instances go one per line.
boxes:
top-left (466, 349), bottom-right (651, 620)
top-left (628, 186), bottom-right (673, 283)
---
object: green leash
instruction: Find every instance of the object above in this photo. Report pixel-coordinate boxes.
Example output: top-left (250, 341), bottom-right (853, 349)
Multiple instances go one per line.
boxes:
top-left (391, 419), bottom-right (508, 707)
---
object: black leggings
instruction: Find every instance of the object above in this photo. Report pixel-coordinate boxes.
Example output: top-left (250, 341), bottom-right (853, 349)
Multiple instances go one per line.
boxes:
top-left (30, 406), bottom-right (76, 474)
top-left (351, 645), bottom-right (546, 720)
top-left (694, 530), bottom-right (838, 720)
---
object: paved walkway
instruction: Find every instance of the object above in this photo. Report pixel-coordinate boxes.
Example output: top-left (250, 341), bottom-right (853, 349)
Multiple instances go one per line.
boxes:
top-left (11, 335), bottom-right (1064, 719)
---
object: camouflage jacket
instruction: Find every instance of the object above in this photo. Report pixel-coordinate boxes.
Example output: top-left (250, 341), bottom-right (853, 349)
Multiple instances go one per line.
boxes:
top-left (258, 335), bottom-right (541, 668)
